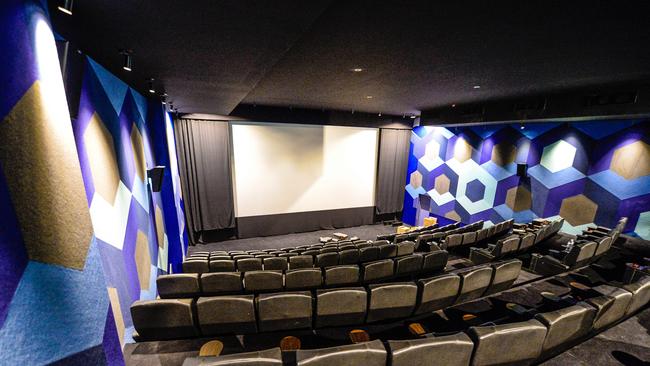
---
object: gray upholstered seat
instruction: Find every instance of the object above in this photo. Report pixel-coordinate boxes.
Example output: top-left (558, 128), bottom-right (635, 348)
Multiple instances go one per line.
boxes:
top-left (316, 252), bottom-right (339, 267)
top-left (362, 259), bottom-right (394, 283)
top-left (415, 234), bottom-right (433, 251)
top-left (378, 243), bottom-right (398, 259)
top-left (338, 249), bottom-right (360, 264)
top-left (232, 254), bottom-right (254, 260)
top-left (444, 234), bottom-right (463, 249)
top-left (421, 250), bottom-right (448, 273)
top-left (324, 265), bottom-right (360, 286)
top-left (623, 276), bottom-right (650, 316)
top-left (182, 348), bottom-right (283, 366)
top-left (367, 282), bottom-right (418, 322)
top-left (468, 319), bottom-right (547, 366)
top-left (183, 260), bottom-right (209, 273)
top-left (285, 268), bottom-right (323, 289)
top-left (462, 232), bottom-right (477, 246)
top-left (588, 284), bottom-right (633, 330)
top-left (157, 274), bottom-right (200, 298)
top-left (484, 259), bottom-right (522, 295)
top-left (256, 291), bottom-right (312, 332)
top-left (316, 287), bottom-right (367, 328)
top-left (389, 332), bottom-right (474, 366)
top-left (290, 255), bottom-right (314, 269)
top-left (131, 299), bottom-right (198, 340)
top-left (237, 258), bottom-right (263, 272)
top-left (594, 236), bottom-right (613, 257)
top-left (394, 254), bottom-right (424, 276)
top-left (394, 234), bottom-right (409, 243)
top-left (296, 339), bottom-right (387, 366)
top-left (499, 236), bottom-right (521, 255)
top-left (475, 228), bottom-right (488, 243)
top-left (209, 259), bottom-right (236, 272)
top-left (415, 273), bottom-right (461, 314)
top-left (518, 232), bottom-right (536, 250)
top-left (263, 256), bottom-right (288, 271)
top-left (396, 241), bottom-right (416, 256)
top-left (196, 295), bottom-right (257, 335)
top-left (456, 266), bottom-right (493, 304)
top-left (359, 246), bottom-right (380, 262)
top-left (244, 270), bottom-right (283, 292)
top-left (201, 272), bottom-right (243, 295)
top-left (535, 302), bottom-right (596, 352)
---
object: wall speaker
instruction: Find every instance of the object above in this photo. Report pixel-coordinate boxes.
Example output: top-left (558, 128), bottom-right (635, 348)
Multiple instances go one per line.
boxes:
top-left (147, 166), bottom-right (165, 192)
top-left (517, 163), bottom-right (528, 178)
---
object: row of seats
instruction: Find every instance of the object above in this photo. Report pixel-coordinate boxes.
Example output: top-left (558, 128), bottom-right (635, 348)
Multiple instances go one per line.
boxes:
top-left (183, 241), bottom-right (419, 273)
top-left (582, 217), bottom-right (627, 243)
top-left (182, 275), bottom-right (650, 366)
top-left (131, 259), bottom-right (523, 341)
top-left (159, 250), bottom-right (449, 298)
top-left (531, 234), bottom-right (615, 275)
top-left (470, 218), bottom-right (564, 264)
top-left (377, 222), bottom-right (460, 245)
top-left (439, 219), bottom-right (511, 250)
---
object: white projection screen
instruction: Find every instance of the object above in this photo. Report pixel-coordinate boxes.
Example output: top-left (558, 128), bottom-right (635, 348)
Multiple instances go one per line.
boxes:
top-left (231, 122), bottom-right (379, 218)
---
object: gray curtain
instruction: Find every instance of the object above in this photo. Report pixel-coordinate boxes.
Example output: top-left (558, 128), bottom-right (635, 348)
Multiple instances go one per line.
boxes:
top-left (175, 118), bottom-right (235, 243)
top-left (375, 128), bottom-right (411, 215)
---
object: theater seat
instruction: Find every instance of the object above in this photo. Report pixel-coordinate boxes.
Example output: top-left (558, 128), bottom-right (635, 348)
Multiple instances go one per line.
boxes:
top-left (157, 274), bottom-right (200, 298)
top-left (456, 266), bottom-right (493, 304)
top-left (396, 241), bottom-right (416, 256)
top-left (324, 265), bottom-right (360, 286)
top-left (362, 259), bottom-right (394, 283)
top-left (263, 256), bottom-right (288, 271)
top-left (395, 254), bottom-right (424, 276)
top-left (237, 258), bottom-right (263, 272)
top-left (518, 232), bottom-right (536, 251)
top-left (389, 332), bottom-right (474, 366)
top-left (623, 276), bottom-right (650, 316)
top-left (421, 250), bottom-right (448, 273)
top-left (415, 273), bottom-right (461, 314)
top-left (367, 282), bottom-right (417, 322)
top-left (183, 260), bottom-right (209, 273)
top-left (444, 234), bottom-right (463, 249)
top-left (359, 246), bottom-right (380, 262)
top-left (244, 270), bottom-right (283, 292)
top-left (296, 339), bottom-right (387, 366)
top-left (338, 249), bottom-right (360, 264)
top-left (209, 259), bottom-right (236, 272)
top-left (484, 259), bottom-right (522, 295)
top-left (256, 291), bottom-right (312, 332)
top-left (196, 295), bottom-right (257, 335)
top-left (201, 272), bottom-right (243, 295)
top-left (285, 268), bottom-right (323, 290)
top-left (290, 255), bottom-right (314, 269)
top-left (183, 348), bottom-right (283, 366)
top-left (316, 287), bottom-right (367, 328)
top-left (468, 319), bottom-right (547, 366)
top-left (587, 284), bottom-right (633, 330)
top-left (535, 302), bottom-right (596, 353)
top-left (378, 243), bottom-right (398, 259)
top-left (316, 252), bottom-right (339, 267)
top-left (131, 299), bottom-right (198, 341)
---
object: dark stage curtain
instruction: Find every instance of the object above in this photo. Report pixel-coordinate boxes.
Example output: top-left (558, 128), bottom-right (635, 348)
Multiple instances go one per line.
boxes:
top-left (174, 118), bottom-right (235, 244)
top-left (375, 128), bottom-right (411, 215)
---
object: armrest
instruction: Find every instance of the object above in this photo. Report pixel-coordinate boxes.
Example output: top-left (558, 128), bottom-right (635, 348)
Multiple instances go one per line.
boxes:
top-left (469, 248), bottom-right (493, 265)
top-left (532, 255), bottom-right (570, 275)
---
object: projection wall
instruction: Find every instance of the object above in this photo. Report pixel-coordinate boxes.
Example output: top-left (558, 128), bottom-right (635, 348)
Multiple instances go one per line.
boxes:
top-left (231, 122), bottom-right (379, 237)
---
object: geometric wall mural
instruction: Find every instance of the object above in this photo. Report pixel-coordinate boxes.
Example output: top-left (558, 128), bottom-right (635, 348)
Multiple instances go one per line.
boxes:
top-left (403, 120), bottom-right (650, 239)
top-left (73, 57), bottom-right (184, 347)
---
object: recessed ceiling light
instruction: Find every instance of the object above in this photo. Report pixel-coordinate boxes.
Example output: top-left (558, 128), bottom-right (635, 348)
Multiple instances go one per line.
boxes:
top-left (58, 0), bottom-right (73, 15)
top-left (366, 95), bottom-right (373, 99)
top-left (520, 123), bottom-right (525, 130)
top-left (120, 50), bottom-right (133, 71)
top-left (451, 104), bottom-right (456, 108)
top-left (473, 85), bottom-right (481, 89)
top-left (351, 68), bottom-right (364, 72)
top-left (410, 115), bottom-right (417, 119)
top-left (378, 113), bottom-right (382, 116)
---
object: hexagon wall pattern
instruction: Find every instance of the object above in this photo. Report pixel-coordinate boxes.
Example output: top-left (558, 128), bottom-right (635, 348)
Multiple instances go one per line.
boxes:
top-left (403, 122), bottom-right (650, 239)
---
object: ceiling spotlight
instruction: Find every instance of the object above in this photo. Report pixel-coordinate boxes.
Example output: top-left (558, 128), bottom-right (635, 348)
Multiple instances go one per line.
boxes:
top-left (451, 104), bottom-right (456, 108)
top-left (410, 115), bottom-right (417, 119)
top-left (120, 50), bottom-right (133, 71)
top-left (520, 123), bottom-right (525, 130)
top-left (58, 0), bottom-right (73, 15)
top-left (147, 78), bottom-right (155, 94)
top-left (378, 113), bottom-right (382, 117)
top-left (161, 93), bottom-right (167, 105)
top-left (366, 95), bottom-right (373, 99)
top-left (473, 85), bottom-right (481, 89)
top-left (351, 68), bottom-right (364, 73)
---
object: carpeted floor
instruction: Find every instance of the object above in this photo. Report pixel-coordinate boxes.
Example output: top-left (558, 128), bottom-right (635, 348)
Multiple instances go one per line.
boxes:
top-left (187, 224), bottom-right (396, 254)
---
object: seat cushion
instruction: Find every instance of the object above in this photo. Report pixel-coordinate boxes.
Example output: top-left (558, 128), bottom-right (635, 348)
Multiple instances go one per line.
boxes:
top-left (256, 291), bottom-right (312, 332)
top-left (389, 332), bottom-right (473, 366)
top-left (367, 282), bottom-right (417, 322)
top-left (296, 339), bottom-right (386, 366)
top-left (196, 295), bottom-right (257, 335)
top-left (469, 319), bottom-right (547, 366)
top-left (316, 287), bottom-right (367, 328)
top-left (157, 274), bottom-right (200, 298)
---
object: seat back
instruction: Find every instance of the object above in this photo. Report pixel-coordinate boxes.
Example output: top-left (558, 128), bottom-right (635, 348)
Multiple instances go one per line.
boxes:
top-left (256, 291), bottom-right (312, 332)
top-left (183, 348), bottom-right (283, 366)
top-left (485, 259), bottom-right (522, 295)
top-left (445, 234), bottom-right (463, 249)
top-left (324, 265), bottom-right (360, 287)
top-left (285, 268), bottom-right (323, 290)
top-left (623, 276), bottom-right (650, 316)
top-left (564, 241), bottom-right (597, 266)
top-left (290, 255), bottom-right (314, 269)
top-left (422, 250), bottom-right (448, 273)
top-left (535, 302), bottom-right (596, 352)
top-left (415, 273), bottom-right (461, 314)
top-left (183, 260), bottom-right (209, 273)
top-left (594, 236), bottom-right (612, 257)
top-left (362, 259), bottom-right (395, 283)
top-left (131, 299), bottom-right (198, 340)
top-left (366, 282), bottom-right (418, 322)
top-left (468, 319), bottom-right (547, 366)
top-left (394, 254), bottom-right (424, 276)
top-left (157, 274), bottom-right (200, 298)
top-left (237, 258), bottom-right (263, 272)
top-left (296, 339), bottom-right (387, 366)
top-left (456, 266), bottom-right (493, 304)
top-left (396, 241), bottom-right (416, 256)
top-left (338, 248), bottom-right (360, 264)
top-left (359, 246), bottom-right (380, 262)
top-left (209, 259), bottom-right (236, 272)
top-left (316, 287), bottom-right (367, 328)
top-left (518, 232), bottom-right (536, 250)
top-left (196, 295), bottom-right (257, 335)
top-left (315, 252), bottom-right (339, 267)
top-left (378, 243), bottom-right (398, 259)
top-left (475, 228), bottom-right (488, 242)
top-left (201, 272), bottom-right (243, 295)
top-left (389, 333), bottom-right (473, 366)
top-left (499, 236), bottom-right (521, 256)
top-left (462, 232), bottom-right (477, 246)
top-left (244, 270), bottom-right (283, 292)
top-left (263, 257), bottom-right (288, 271)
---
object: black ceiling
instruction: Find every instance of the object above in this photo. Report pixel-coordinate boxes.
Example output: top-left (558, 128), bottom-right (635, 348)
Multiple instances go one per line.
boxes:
top-left (50, 0), bottom-right (650, 117)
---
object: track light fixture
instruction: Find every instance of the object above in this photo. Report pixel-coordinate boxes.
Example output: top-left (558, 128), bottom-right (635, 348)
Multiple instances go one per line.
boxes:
top-left (161, 93), bottom-right (168, 105)
top-left (58, 0), bottom-right (73, 15)
top-left (520, 122), bottom-right (525, 130)
top-left (147, 78), bottom-right (155, 94)
top-left (120, 50), bottom-right (133, 72)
